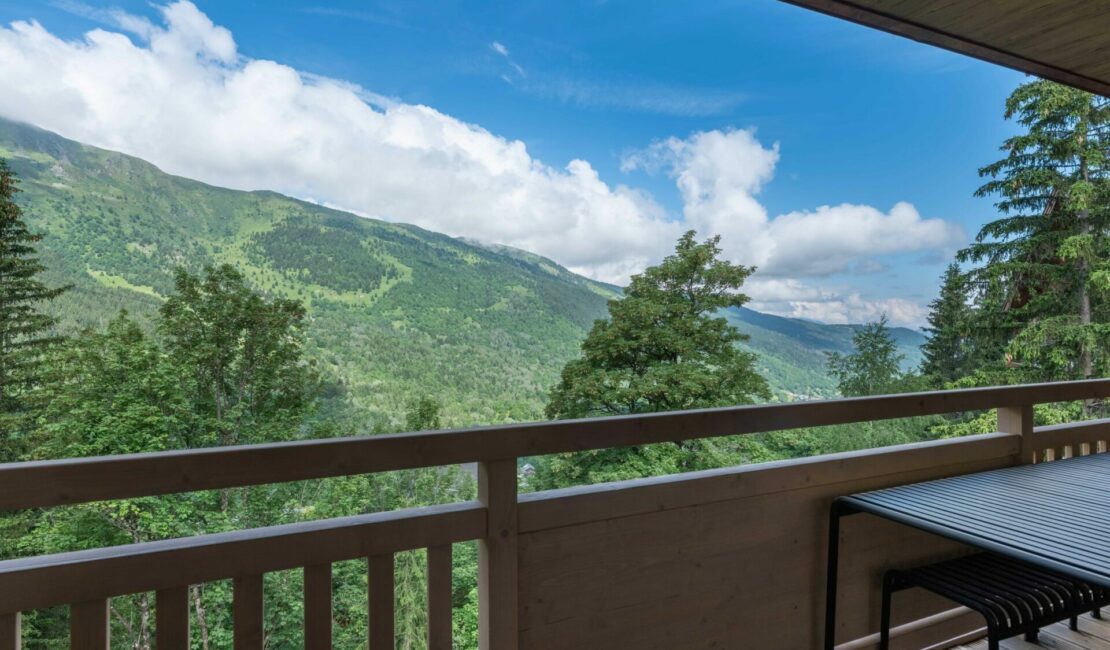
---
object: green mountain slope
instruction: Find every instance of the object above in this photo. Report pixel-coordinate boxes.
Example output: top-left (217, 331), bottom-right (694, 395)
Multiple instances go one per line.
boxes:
top-left (726, 307), bottom-right (925, 399)
top-left (0, 118), bottom-right (924, 424)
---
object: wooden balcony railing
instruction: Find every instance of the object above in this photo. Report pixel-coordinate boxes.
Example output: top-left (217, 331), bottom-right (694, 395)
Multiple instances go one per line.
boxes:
top-left (2, 379), bottom-right (1109, 650)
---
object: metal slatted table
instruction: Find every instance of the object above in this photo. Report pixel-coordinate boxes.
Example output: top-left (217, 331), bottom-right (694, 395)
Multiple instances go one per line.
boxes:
top-left (824, 452), bottom-right (1110, 649)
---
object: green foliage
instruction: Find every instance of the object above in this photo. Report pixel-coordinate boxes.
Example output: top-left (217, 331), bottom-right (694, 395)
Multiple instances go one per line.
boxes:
top-left (538, 232), bottom-right (770, 487)
top-left (406, 396), bottom-right (443, 431)
top-left (960, 80), bottom-right (1110, 381)
top-left (826, 316), bottom-right (906, 397)
top-left (159, 265), bottom-right (316, 450)
top-left (547, 231), bottom-right (769, 419)
top-left (920, 263), bottom-right (975, 386)
top-left (0, 159), bottom-right (68, 457)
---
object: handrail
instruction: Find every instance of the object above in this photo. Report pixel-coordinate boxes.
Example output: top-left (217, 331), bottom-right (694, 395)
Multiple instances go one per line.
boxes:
top-left (1, 379), bottom-right (1108, 511)
top-left (0, 501), bottom-right (485, 614)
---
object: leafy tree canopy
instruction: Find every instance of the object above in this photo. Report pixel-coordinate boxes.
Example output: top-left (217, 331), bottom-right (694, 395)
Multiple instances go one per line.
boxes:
top-left (546, 230), bottom-right (769, 419)
top-left (159, 264), bottom-right (318, 449)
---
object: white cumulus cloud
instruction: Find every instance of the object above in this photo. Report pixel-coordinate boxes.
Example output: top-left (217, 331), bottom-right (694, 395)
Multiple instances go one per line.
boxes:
top-left (0, 2), bottom-right (676, 283)
top-left (623, 128), bottom-right (965, 279)
top-left (745, 278), bottom-right (927, 326)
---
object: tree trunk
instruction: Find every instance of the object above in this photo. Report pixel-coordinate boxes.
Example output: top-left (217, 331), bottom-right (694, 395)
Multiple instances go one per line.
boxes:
top-left (1078, 157), bottom-right (1093, 381)
top-left (138, 592), bottom-right (152, 650)
top-left (192, 586), bottom-right (210, 650)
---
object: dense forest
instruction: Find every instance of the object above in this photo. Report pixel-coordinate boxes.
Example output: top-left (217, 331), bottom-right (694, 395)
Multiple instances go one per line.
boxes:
top-left (1, 78), bottom-right (1107, 648)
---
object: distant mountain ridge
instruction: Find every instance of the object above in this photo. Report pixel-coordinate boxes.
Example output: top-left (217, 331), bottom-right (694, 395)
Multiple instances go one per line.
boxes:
top-left (0, 117), bottom-right (924, 425)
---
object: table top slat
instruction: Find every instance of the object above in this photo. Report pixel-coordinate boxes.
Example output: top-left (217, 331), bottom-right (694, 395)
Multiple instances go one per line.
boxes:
top-left (842, 452), bottom-right (1110, 587)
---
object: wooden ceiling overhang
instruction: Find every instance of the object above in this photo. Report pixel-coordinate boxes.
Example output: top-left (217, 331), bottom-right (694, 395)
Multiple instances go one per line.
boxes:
top-left (781, 1), bottom-right (1110, 97)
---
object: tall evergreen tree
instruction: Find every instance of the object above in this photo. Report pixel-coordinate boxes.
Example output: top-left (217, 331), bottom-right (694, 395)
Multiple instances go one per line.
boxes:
top-left (960, 80), bottom-right (1110, 381)
top-left (921, 263), bottom-right (974, 385)
top-left (0, 160), bottom-right (67, 456)
top-left (826, 316), bottom-right (904, 397)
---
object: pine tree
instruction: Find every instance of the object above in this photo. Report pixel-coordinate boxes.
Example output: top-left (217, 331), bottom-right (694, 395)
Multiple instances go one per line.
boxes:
top-left (960, 80), bottom-right (1110, 381)
top-left (921, 263), bottom-right (974, 385)
top-left (0, 160), bottom-right (67, 454)
top-left (826, 316), bottom-right (904, 397)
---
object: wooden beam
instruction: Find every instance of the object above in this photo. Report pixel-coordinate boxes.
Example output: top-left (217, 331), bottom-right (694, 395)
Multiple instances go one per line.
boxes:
top-left (69, 600), bottom-right (109, 650)
top-left (518, 432), bottom-right (1019, 533)
top-left (368, 554), bottom-right (394, 650)
top-left (427, 545), bottom-right (453, 650)
top-left (233, 575), bottom-right (263, 650)
top-left (778, 0), bottom-right (1110, 97)
top-left (0, 501), bottom-right (484, 614)
top-left (479, 459), bottom-right (518, 650)
top-left (2, 379), bottom-right (1107, 511)
top-left (155, 587), bottom-right (189, 650)
top-left (303, 564), bottom-right (331, 649)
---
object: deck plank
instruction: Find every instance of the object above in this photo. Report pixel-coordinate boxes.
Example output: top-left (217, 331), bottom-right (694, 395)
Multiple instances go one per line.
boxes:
top-left (954, 612), bottom-right (1110, 650)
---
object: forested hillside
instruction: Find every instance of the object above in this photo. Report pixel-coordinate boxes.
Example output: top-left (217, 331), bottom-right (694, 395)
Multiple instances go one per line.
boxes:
top-left (0, 117), bottom-right (922, 428)
top-left (728, 307), bottom-right (924, 398)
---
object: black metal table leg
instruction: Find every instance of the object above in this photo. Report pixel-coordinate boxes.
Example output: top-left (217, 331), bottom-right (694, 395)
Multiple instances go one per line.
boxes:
top-left (825, 499), bottom-right (851, 650)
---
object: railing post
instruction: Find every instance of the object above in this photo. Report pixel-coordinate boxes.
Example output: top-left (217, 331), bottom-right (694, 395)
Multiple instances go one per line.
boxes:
top-left (999, 404), bottom-right (1035, 463)
top-left (70, 600), bottom-right (109, 650)
top-left (368, 554), bottom-right (395, 649)
top-left (304, 564), bottom-right (332, 648)
top-left (233, 575), bottom-right (264, 650)
top-left (0, 613), bottom-right (19, 650)
top-left (427, 545), bottom-right (453, 650)
top-left (155, 587), bottom-right (189, 650)
top-left (478, 459), bottom-right (518, 650)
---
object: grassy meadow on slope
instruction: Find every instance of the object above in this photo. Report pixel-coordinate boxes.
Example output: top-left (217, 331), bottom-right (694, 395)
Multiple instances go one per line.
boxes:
top-left (0, 118), bottom-right (923, 427)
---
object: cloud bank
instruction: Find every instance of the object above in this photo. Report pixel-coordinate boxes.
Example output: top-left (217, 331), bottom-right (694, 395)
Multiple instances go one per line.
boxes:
top-left (0, 2), bottom-right (964, 326)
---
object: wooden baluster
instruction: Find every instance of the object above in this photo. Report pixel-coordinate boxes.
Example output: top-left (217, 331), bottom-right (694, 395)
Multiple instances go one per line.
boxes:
top-left (304, 564), bottom-right (332, 649)
top-left (368, 554), bottom-right (394, 649)
top-left (70, 600), bottom-right (109, 650)
top-left (479, 459), bottom-right (518, 650)
top-left (998, 405), bottom-right (1034, 464)
top-left (427, 545), bottom-right (453, 650)
top-left (155, 587), bottom-right (189, 650)
top-left (233, 575), bottom-right (264, 650)
top-left (0, 613), bottom-right (19, 650)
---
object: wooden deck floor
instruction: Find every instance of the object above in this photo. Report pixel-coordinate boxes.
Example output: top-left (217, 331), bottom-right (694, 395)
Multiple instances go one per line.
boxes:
top-left (956, 610), bottom-right (1110, 650)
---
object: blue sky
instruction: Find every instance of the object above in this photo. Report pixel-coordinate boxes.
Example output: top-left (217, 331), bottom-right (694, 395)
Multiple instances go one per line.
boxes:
top-left (0, 0), bottom-right (1027, 326)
